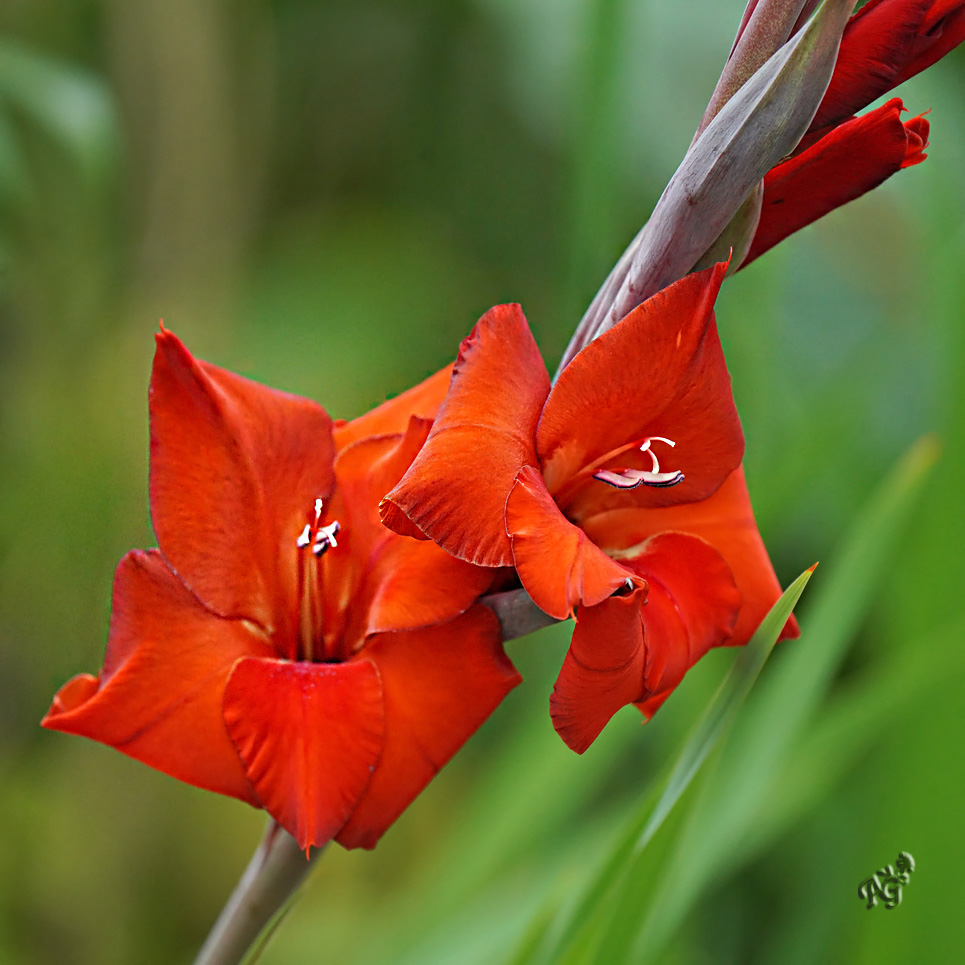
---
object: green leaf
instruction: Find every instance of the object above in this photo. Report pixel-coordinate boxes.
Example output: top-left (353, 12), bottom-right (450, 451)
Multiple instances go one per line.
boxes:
top-left (619, 435), bottom-right (939, 962)
top-left (511, 434), bottom-right (938, 965)
top-left (0, 40), bottom-right (117, 188)
top-left (518, 567), bottom-right (814, 965)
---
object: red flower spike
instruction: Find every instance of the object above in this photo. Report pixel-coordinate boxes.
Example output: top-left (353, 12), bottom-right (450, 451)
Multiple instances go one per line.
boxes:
top-left (337, 605), bottom-right (520, 850)
top-left (746, 99), bottom-right (930, 266)
top-left (381, 303), bottom-right (550, 567)
top-left (389, 265), bottom-right (788, 750)
top-left (223, 658), bottom-right (385, 852)
top-left (44, 330), bottom-right (520, 852)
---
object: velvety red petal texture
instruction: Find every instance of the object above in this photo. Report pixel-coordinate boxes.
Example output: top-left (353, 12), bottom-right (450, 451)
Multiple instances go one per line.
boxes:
top-left (41, 549), bottom-right (271, 805)
top-left (223, 657), bottom-right (384, 851)
top-left (538, 263), bottom-right (743, 516)
top-left (625, 532), bottom-right (741, 691)
top-left (337, 605), bottom-right (520, 849)
top-left (381, 304), bottom-right (550, 567)
top-left (550, 589), bottom-right (648, 754)
top-left (506, 465), bottom-right (642, 620)
top-left (363, 537), bottom-right (498, 637)
top-left (332, 364), bottom-right (453, 452)
top-left (899, 1), bottom-right (965, 84)
top-left (149, 328), bottom-right (336, 637)
top-left (745, 99), bottom-right (929, 267)
top-left (814, 0), bottom-right (965, 130)
top-left (814, 0), bottom-right (934, 129)
top-left (581, 467), bottom-right (798, 646)
top-left (550, 533), bottom-right (739, 753)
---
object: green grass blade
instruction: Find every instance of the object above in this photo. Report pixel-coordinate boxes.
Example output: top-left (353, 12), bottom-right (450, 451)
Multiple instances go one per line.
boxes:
top-left (626, 435), bottom-right (940, 961)
top-left (517, 568), bottom-right (814, 965)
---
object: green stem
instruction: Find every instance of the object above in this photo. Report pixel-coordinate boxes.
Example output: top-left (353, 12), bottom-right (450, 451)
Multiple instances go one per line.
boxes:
top-left (193, 821), bottom-right (323, 965)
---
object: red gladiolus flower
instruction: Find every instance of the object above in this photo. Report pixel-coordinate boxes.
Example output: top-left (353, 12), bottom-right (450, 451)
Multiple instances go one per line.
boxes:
top-left (382, 263), bottom-right (796, 753)
top-left (42, 330), bottom-right (520, 852)
top-left (745, 0), bottom-right (962, 265)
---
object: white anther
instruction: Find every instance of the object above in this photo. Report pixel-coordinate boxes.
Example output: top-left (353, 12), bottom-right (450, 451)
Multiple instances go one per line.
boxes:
top-left (296, 524), bottom-right (312, 548)
top-left (593, 436), bottom-right (683, 490)
top-left (312, 521), bottom-right (341, 557)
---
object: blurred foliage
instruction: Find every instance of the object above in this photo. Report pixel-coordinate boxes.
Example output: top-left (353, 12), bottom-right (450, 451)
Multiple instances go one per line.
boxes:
top-left (1, 1), bottom-right (963, 963)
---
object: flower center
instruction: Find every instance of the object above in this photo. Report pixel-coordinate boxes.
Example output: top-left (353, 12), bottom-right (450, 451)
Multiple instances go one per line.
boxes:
top-left (297, 499), bottom-right (341, 557)
top-left (592, 436), bottom-right (684, 490)
top-left (294, 497), bottom-right (342, 662)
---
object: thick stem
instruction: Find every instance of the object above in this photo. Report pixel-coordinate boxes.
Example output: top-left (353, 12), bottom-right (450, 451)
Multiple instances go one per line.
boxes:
top-left (193, 821), bottom-right (323, 965)
top-left (698, 0), bottom-right (809, 138)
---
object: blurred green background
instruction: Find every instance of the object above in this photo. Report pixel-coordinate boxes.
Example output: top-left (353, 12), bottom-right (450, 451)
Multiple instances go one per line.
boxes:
top-left (1, 1), bottom-right (963, 963)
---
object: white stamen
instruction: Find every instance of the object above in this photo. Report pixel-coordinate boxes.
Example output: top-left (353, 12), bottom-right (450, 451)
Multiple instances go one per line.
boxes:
top-left (312, 521), bottom-right (341, 557)
top-left (314, 498), bottom-right (324, 521)
top-left (594, 436), bottom-right (684, 490)
top-left (296, 524), bottom-right (312, 548)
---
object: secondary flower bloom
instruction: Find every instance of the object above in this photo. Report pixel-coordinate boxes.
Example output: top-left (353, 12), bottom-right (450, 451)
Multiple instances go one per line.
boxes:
top-left (745, 0), bottom-right (963, 264)
top-left (382, 263), bottom-right (796, 753)
top-left (42, 330), bottom-right (520, 852)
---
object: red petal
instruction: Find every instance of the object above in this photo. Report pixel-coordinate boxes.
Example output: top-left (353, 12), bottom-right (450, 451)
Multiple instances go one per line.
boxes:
top-left (149, 328), bottom-right (335, 636)
top-left (336, 605), bottom-right (520, 849)
top-left (746, 100), bottom-right (929, 266)
top-left (222, 657), bottom-right (384, 851)
top-left (814, 0), bottom-right (965, 129)
top-left (538, 264), bottom-right (743, 516)
top-left (900, 2), bottom-right (965, 84)
top-left (813, 0), bottom-right (932, 129)
top-left (625, 532), bottom-right (741, 690)
top-left (332, 364), bottom-right (453, 452)
top-left (381, 304), bottom-right (550, 567)
top-left (506, 465), bottom-right (641, 620)
top-left (581, 467), bottom-right (798, 645)
top-left (321, 417), bottom-right (439, 650)
top-left (363, 537), bottom-right (498, 637)
top-left (550, 589), bottom-right (649, 754)
top-left (550, 533), bottom-right (738, 752)
top-left (41, 550), bottom-right (271, 804)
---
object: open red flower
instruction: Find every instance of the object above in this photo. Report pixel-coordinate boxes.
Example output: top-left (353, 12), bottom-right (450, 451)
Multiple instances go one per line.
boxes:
top-left (42, 330), bottom-right (520, 852)
top-left (382, 263), bottom-right (796, 753)
top-left (745, 0), bottom-right (963, 264)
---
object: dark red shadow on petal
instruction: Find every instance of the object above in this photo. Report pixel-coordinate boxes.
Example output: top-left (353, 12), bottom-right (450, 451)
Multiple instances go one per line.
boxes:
top-left (746, 99), bottom-right (929, 267)
top-left (582, 467), bottom-right (799, 645)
